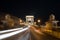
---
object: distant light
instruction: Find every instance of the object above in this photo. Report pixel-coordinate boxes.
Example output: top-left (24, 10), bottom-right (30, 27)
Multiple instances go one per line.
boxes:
top-left (19, 19), bottom-right (22, 23)
top-left (37, 20), bottom-right (40, 22)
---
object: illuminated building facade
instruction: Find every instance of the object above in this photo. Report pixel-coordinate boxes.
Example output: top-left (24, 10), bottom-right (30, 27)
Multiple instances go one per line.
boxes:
top-left (26, 15), bottom-right (34, 25)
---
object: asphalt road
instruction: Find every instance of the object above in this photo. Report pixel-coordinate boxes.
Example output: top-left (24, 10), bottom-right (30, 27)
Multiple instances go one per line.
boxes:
top-left (1, 27), bottom-right (60, 40)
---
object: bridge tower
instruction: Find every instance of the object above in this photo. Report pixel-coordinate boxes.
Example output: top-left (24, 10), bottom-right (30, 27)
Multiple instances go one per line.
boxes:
top-left (26, 15), bottom-right (34, 25)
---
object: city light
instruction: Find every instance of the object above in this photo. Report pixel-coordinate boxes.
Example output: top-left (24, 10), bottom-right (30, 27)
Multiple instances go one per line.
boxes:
top-left (19, 19), bottom-right (23, 23)
top-left (37, 20), bottom-right (40, 23)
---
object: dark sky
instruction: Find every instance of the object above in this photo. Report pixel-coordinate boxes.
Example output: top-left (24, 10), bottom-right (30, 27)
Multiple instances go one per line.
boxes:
top-left (0, 0), bottom-right (60, 21)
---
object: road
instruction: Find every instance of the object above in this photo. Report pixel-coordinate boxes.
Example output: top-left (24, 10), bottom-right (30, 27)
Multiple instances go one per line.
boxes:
top-left (30, 26), bottom-right (60, 40)
top-left (0, 26), bottom-right (60, 40)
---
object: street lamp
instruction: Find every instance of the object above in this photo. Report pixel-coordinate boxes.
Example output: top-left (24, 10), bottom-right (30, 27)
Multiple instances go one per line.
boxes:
top-left (37, 19), bottom-right (41, 26)
top-left (37, 20), bottom-right (40, 23)
top-left (19, 19), bottom-right (22, 23)
top-left (19, 19), bottom-right (23, 25)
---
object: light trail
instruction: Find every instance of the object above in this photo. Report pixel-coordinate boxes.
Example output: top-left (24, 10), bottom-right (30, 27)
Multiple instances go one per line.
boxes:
top-left (0, 27), bottom-right (29, 40)
top-left (0, 27), bottom-right (23, 34)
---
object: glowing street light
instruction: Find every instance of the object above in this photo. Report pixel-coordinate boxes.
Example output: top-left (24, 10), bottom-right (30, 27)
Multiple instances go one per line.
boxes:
top-left (19, 19), bottom-right (23, 23)
top-left (37, 19), bottom-right (41, 26)
top-left (37, 20), bottom-right (40, 23)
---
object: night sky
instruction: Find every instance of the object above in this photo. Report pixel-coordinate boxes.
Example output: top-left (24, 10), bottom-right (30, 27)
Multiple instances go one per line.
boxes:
top-left (0, 0), bottom-right (60, 21)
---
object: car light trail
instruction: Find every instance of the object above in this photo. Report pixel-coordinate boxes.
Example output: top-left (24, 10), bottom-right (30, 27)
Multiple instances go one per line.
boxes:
top-left (0, 27), bottom-right (29, 40)
top-left (0, 27), bottom-right (23, 34)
